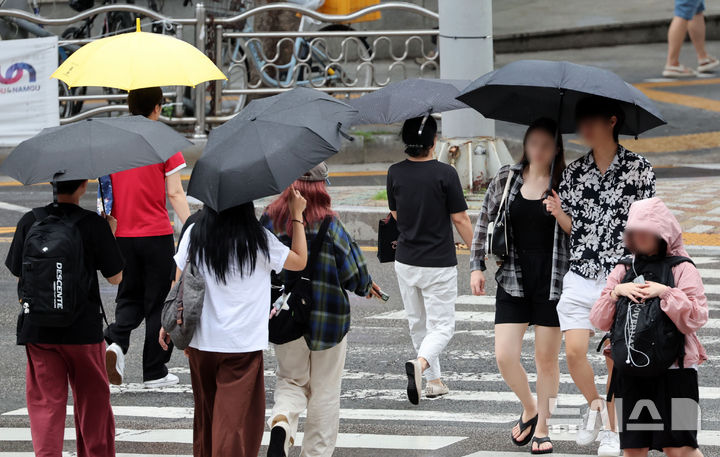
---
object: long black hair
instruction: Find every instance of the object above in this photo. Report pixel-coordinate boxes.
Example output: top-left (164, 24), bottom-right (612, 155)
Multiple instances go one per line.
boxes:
top-left (520, 118), bottom-right (566, 190)
top-left (188, 202), bottom-right (270, 283)
top-left (401, 115), bottom-right (438, 157)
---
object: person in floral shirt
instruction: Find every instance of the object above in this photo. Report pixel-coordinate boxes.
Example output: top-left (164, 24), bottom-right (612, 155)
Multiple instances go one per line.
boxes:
top-left (543, 96), bottom-right (656, 457)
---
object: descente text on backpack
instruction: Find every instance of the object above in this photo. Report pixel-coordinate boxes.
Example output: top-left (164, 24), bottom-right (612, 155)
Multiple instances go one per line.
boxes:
top-left (20, 208), bottom-right (91, 327)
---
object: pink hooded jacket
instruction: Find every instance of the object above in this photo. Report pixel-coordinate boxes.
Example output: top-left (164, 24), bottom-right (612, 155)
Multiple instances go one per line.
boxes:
top-left (590, 197), bottom-right (708, 367)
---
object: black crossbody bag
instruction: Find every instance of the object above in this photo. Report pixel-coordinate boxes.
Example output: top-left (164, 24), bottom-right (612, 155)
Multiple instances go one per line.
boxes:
top-left (268, 216), bottom-right (332, 345)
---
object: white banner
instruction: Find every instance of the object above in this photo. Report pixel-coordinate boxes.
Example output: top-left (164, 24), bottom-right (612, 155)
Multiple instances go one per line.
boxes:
top-left (0, 36), bottom-right (60, 147)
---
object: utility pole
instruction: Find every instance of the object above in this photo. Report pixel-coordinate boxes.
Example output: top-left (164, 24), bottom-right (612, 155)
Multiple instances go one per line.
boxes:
top-left (436, 0), bottom-right (511, 191)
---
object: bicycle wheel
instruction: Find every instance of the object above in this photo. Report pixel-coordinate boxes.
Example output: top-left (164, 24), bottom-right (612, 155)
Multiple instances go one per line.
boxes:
top-left (312, 24), bottom-right (372, 91)
top-left (219, 39), bottom-right (250, 114)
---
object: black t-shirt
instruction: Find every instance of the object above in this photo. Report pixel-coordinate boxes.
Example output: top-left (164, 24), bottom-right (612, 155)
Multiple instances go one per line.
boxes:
top-left (510, 193), bottom-right (555, 252)
top-left (387, 159), bottom-right (468, 267)
top-left (5, 203), bottom-right (124, 345)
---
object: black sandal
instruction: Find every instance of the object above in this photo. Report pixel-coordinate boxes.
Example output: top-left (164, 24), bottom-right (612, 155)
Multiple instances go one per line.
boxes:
top-left (530, 436), bottom-right (553, 454)
top-left (511, 411), bottom-right (538, 446)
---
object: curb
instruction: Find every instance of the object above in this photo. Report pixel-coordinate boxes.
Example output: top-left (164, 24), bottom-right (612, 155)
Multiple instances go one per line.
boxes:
top-left (495, 14), bottom-right (720, 53)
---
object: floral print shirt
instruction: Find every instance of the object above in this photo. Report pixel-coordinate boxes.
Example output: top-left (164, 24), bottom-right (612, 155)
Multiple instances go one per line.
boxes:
top-left (559, 146), bottom-right (656, 279)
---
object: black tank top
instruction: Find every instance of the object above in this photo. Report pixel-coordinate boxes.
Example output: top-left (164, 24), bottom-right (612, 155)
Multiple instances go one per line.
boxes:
top-left (509, 192), bottom-right (555, 252)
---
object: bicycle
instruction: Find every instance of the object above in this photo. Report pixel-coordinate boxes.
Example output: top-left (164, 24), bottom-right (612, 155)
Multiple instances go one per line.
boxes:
top-left (205, 0), bottom-right (373, 115)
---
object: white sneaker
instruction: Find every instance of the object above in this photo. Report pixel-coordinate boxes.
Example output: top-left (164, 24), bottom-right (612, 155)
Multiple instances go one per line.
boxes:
top-left (425, 381), bottom-right (449, 398)
top-left (576, 407), bottom-right (602, 446)
top-left (143, 373), bottom-right (179, 388)
top-left (597, 430), bottom-right (621, 456)
top-left (105, 343), bottom-right (124, 386)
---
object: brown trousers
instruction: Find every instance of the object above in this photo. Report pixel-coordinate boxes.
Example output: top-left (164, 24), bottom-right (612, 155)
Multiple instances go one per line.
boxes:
top-left (187, 348), bottom-right (265, 457)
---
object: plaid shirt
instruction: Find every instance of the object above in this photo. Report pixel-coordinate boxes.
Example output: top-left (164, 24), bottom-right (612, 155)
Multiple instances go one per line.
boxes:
top-left (263, 215), bottom-right (373, 351)
top-left (470, 163), bottom-right (570, 300)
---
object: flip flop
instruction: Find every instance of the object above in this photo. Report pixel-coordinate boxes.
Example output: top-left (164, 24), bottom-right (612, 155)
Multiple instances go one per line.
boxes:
top-left (511, 411), bottom-right (538, 446)
top-left (530, 436), bottom-right (553, 454)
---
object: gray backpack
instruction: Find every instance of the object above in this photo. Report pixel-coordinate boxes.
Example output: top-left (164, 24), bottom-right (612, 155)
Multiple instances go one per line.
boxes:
top-left (161, 261), bottom-right (205, 350)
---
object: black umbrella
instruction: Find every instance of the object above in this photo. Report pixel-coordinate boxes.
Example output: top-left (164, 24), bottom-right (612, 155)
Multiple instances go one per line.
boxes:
top-left (188, 88), bottom-right (358, 211)
top-left (457, 60), bottom-right (665, 136)
top-left (348, 78), bottom-right (471, 125)
top-left (0, 116), bottom-right (192, 185)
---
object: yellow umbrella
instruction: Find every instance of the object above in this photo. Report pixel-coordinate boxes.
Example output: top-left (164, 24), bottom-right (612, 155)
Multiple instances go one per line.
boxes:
top-left (52, 19), bottom-right (226, 90)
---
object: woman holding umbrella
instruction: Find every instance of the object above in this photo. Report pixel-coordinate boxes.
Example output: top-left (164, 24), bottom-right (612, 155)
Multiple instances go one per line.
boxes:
top-left (471, 118), bottom-right (569, 454)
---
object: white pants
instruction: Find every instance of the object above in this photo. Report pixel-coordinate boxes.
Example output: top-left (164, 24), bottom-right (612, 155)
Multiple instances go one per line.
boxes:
top-left (268, 336), bottom-right (347, 457)
top-left (556, 270), bottom-right (606, 332)
top-left (394, 261), bottom-right (457, 381)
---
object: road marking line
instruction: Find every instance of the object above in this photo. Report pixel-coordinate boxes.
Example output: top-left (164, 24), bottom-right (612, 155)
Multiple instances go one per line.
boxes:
top-left (0, 428), bottom-right (466, 450)
top-left (637, 77), bottom-right (720, 88)
top-left (618, 131), bottom-right (720, 154)
top-left (0, 202), bottom-right (31, 213)
top-left (636, 86), bottom-right (720, 112)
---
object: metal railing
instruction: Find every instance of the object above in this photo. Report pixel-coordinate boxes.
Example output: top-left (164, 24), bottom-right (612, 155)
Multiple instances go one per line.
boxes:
top-left (0, 1), bottom-right (439, 139)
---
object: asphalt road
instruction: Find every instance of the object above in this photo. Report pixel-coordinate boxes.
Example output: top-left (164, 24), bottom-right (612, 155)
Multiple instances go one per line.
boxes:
top-left (0, 185), bottom-right (719, 456)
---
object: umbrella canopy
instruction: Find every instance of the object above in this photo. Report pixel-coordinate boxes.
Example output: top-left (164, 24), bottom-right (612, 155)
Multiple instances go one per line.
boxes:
top-left (348, 78), bottom-right (471, 125)
top-left (51, 19), bottom-right (226, 90)
top-left (0, 116), bottom-right (192, 185)
top-left (188, 88), bottom-right (358, 211)
top-left (457, 60), bottom-right (665, 135)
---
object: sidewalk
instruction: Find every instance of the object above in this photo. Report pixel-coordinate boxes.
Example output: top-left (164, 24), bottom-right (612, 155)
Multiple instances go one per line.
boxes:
top-left (493, 0), bottom-right (720, 36)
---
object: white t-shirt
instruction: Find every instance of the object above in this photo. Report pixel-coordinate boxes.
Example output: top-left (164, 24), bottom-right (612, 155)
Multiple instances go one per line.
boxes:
top-left (174, 224), bottom-right (290, 353)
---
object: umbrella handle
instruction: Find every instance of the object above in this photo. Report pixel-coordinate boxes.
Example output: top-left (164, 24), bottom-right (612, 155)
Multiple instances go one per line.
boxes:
top-left (51, 170), bottom-right (66, 207)
top-left (544, 90), bottom-right (565, 216)
top-left (337, 122), bottom-right (354, 141)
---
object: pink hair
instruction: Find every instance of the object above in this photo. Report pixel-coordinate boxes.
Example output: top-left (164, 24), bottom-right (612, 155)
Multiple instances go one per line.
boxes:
top-left (265, 180), bottom-right (335, 236)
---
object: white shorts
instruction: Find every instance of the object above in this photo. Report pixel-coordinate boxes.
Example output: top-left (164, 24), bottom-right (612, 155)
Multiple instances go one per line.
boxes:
top-left (556, 270), bottom-right (606, 333)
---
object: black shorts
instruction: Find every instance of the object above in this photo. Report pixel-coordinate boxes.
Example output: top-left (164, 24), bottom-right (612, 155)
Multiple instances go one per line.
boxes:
top-left (616, 368), bottom-right (700, 451)
top-left (494, 250), bottom-right (559, 327)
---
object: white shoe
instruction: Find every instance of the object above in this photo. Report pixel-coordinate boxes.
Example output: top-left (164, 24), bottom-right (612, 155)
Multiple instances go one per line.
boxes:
top-left (576, 407), bottom-right (602, 446)
top-left (662, 64), bottom-right (696, 78)
top-left (105, 343), bottom-right (124, 386)
top-left (425, 381), bottom-right (449, 398)
top-left (405, 359), bottom-right (422, 405)
top-left (597, 430), bottom-right (621, 456)
top-left (143, 373), bottom-right (179, 388)
top-left (698, 56), bottom-right (720, 73)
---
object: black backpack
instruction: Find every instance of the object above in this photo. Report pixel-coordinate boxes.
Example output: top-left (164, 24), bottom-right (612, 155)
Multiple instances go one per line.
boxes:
top-left (610, 255), bottom-right (692, 377)
top-left (19, 207), bottom-right (90, 327)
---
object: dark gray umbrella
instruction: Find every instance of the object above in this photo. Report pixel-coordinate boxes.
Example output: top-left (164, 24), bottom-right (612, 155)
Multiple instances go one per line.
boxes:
top-left (0, 115), bottom-right (192, 185)
top-left (457, 60), bottom-right (665, 135)
top-left (188, 88), bottom-right (358, 211)
top-left (348, 78), bottom-right (471, 125)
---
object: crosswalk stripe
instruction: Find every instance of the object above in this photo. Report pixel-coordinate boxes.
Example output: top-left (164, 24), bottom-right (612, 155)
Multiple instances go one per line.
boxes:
top-left (0, 454), bottom-right (191, 457)
top-left (369, 309), bottom-right (720, 328)
top-left (699, 268), bottom-right (720, 279)
top-left (2, 406), bottom-right (516, 424)
top-left (0, 428), bottom-right (466, 450)
top-left (464, 453), bottom-right (585, 457)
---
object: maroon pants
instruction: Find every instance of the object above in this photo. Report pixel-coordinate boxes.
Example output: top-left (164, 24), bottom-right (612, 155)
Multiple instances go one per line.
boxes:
top-left (25, 343), bottom-right (115, 457)
top-left (187, 348), bottom-right (265, 457)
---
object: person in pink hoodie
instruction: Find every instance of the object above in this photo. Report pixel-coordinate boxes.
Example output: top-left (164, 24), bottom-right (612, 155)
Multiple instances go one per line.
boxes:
top-left (590, 197), bottom-right (707, 457)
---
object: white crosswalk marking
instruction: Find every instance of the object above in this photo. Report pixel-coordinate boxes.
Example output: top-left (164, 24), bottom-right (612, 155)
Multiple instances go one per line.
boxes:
top-left (1, 255), bottom-right (718, 456)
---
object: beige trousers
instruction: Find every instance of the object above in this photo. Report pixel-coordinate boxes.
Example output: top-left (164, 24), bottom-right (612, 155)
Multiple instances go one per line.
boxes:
top-left (268, 336), bottom-right (348, 457)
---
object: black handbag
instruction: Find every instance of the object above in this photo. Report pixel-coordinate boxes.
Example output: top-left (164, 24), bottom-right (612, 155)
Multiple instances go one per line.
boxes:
top-left (268, 216), bottom-right (332, 345)
top-left (486, 170), bottom-right (514, 258)
top-left (377, 213), bottom-right (399, 263)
